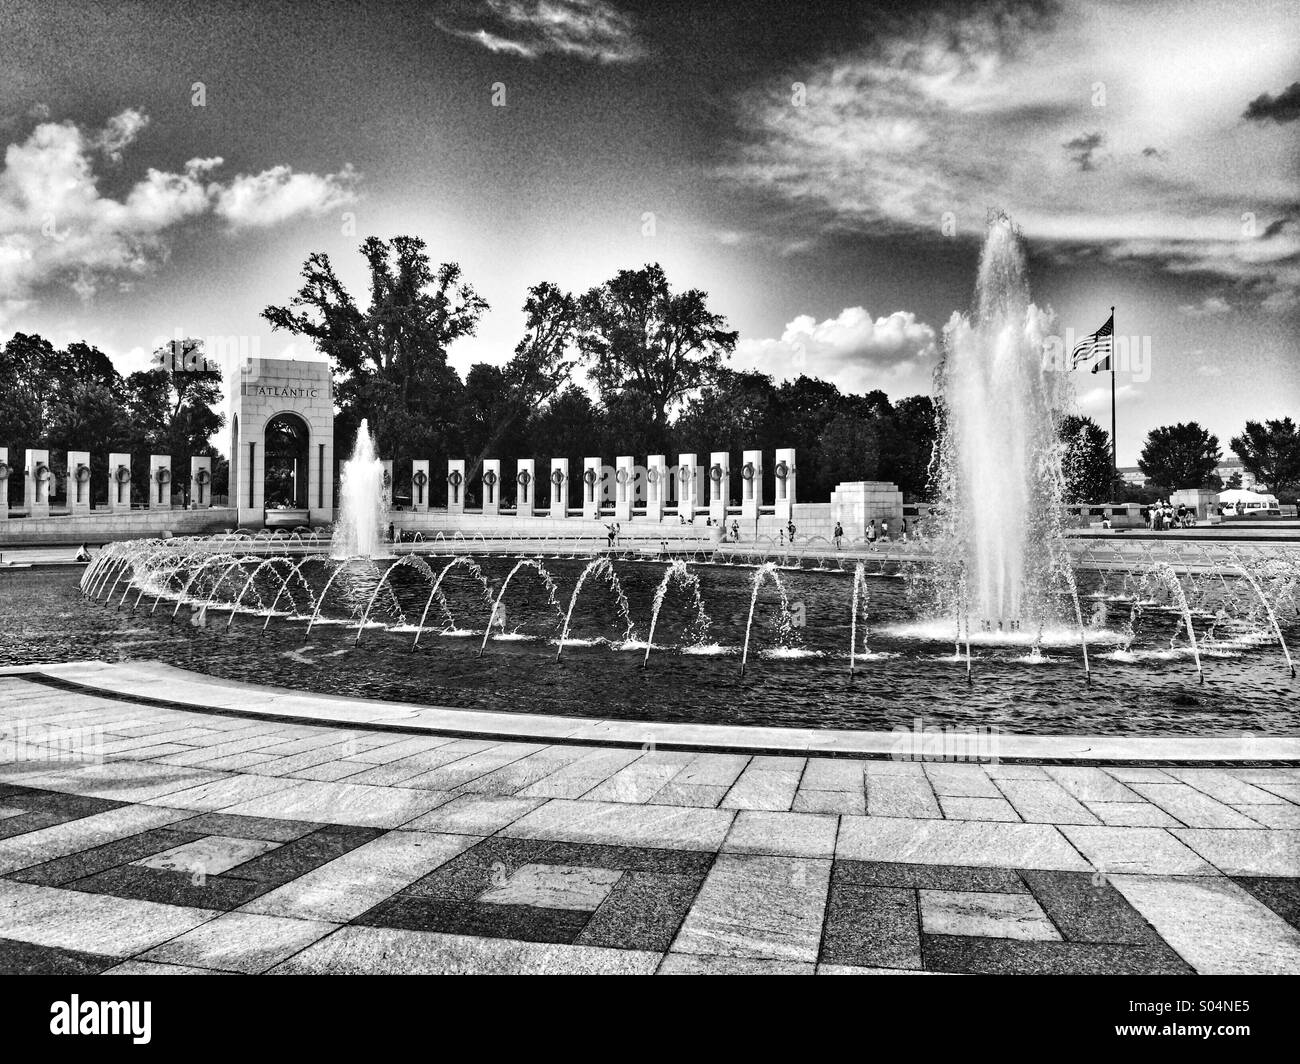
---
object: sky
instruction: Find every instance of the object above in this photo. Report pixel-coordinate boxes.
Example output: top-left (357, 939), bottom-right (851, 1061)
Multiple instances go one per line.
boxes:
top-left (0, 0), bottom-right (1296, 464)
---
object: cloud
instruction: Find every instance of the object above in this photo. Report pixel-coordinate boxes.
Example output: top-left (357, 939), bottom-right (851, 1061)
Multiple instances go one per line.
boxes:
top-left (720, 0), bottom-right (1299, 298)
top-left (1064, 131), bottom-right (1105, 171)
top-left (733, 306), bottom-right (938, 394)
top-left (0, 110), bottom-right (359, 318)
top-left (434, 0), bottom-right (647, 63)
top-left (1243, 82), bottom-right (1300, 123)
top-left (1178, 295), bottom-right (1232, 316)
top-left (214, 164), bottom-right (358, 229)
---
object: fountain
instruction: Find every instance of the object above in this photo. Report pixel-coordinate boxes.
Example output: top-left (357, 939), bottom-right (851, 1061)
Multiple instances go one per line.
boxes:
top-left (931, 215), bottom-right (1068, 631)
top-left (334, 420), bottom-right (386, 559)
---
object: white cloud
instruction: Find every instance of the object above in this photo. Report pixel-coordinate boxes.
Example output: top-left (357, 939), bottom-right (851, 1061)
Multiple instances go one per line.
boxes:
top-left (721, 0), bottom-right (1299, 302)
top-left (1179, 295), bottom-right (1233, 317)
top-left (214, 164), bottom-right (358, 229)
top-left (435, 0), bottom-right (646, 63)
top-left (734, 306), bottom-right (938, 394)
top-left (0, 110), bottom-right (359, 320)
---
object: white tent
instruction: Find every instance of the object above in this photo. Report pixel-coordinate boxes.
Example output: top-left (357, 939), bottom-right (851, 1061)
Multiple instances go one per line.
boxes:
top-left (1217, 488), bottom-right (1280, 512)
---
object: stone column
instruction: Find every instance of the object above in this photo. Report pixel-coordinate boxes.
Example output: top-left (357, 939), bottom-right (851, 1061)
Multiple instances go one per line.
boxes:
top-left (149, 454), bottom-right (173, 510)
top-left (516, 458), bottom-right (535, 517)
top-left (741, 449), bottom-right (763, 523)
top-left (481, 459), bottom-right (501, 516)
top-left (107, 452), bottom-right (132, 511)
top-left (446, 459), bottom-right (466, 515)
top-left (676, 453), bottom-right (697, 519)
top-left (410, 460), bottom-right (430, 512)
top-left (67, 450), bottom-right (92, 513)
top-left (774, 447), bottom-right (797, 521)
top-left (708, 450), bottom-right (729, 524)
top-left (0, 447), bottom-right (9, 519)
top-left (582, 457), bottom-right (601, 520)
top-left (550, 458), bottom-right (569, 518)
top-left (23, 449), bottom-right (51, 517)
top-left (190, 456), bottom-right (213, 508)
top-left (646, 454), bottom-right (666, 522)
top-left (381, 460), bottom-right (393, 511)
top-left (615, 455), bottom-right (634, 521)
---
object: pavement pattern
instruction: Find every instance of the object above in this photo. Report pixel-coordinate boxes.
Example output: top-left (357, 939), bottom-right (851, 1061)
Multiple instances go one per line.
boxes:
top-left (0, 673), bottom-right (1298, 975)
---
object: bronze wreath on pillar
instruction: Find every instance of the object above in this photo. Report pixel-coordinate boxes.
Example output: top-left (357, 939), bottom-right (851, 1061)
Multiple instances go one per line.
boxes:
top-left (34, 462), bottom-right (52, 483)
top-left (516, 469), bottom-right (532, 487)
top-left (616, 467), bottom-right (629, 484)
top-left (482, 468), bottom-right (497, 504)
top-left (114, 464), bottom-right (131, 484)
top-left (74, 463), bottom-right (92, 483)
top-left (583, 468), bottom-right (598, 486)
top-left (550, 468), bottom-right (564, 486)
top-left (446, 468), bottom-right (463, 504)
top-left (413, 469), bottom-right (428, 487)
top-left (155, 466), bottom-right (172, 484)
top-left (709, 463), bottom-right (724, 482)
top-left (382, 469), bottom-right (392, 489)
top-left (0, 460), bottom-right (9, 479)
top-left (774, 460), bottom-right (790, 480)
top-left (646, 467), bottom-right (659, 485)
top-left (678, 466), bottom-right (691, 484)
top-left (741, 462), bottom-right (756, 481)
top-left (195, 468), bottom-right (212, 486)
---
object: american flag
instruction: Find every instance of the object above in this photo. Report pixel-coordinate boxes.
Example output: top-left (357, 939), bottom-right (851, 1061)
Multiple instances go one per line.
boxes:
top-left (1070, 311), bottom-right (1114, 371)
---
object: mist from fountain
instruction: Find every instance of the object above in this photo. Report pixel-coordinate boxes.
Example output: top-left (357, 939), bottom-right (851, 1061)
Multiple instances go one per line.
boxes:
top-left (334, 419), bottom-right (386, 559)
top-left (932, 216), bottom-right (1069, 631)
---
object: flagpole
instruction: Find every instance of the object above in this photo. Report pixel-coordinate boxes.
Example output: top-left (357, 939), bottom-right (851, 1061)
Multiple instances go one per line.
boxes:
top-left (1110, 305), bottom-right (1117, 496)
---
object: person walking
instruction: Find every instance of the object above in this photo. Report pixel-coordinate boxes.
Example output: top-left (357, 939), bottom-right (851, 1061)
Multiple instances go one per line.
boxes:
top-left (833, 521), bottom-right (844, 549)
top-left (880, 519), bottom-right (891, 543)
top-left (730, 519), bottom-right (740, 542)
top-left (787, 519), bottom-right (797, 545)
top-left (867, 519), bottom-right (877, 545)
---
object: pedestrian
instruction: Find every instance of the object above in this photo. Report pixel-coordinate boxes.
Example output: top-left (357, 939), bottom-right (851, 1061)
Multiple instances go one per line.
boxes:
top-left (730, 519), bottom-right (740, 542)
top-left (605, 523), bottom-right (615, 548)
top-left (787, 519), bottom-right (796, 544)
top-left (867, 519), bottom-right (877, 545)
top-left (833, 521), bottom-right (843, 549)
top-left (74, 542), bottom-right (91, 562)
top-left (901, 517), bottom-right (909, 543)
top-left (880, 519), bottom-right (891, 543)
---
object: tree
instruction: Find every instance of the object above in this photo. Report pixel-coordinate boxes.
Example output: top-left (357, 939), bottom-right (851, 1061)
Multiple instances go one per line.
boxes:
top-left (1138, 422), bottom-right (1222, 494)
top-left (881, 394), bottom-right (939, 501)
top-left (262, 236), bottom-right (486, 461)
top-left (818, 410), bottom-right (881, 487)
top-left (1058, 414), bottom-right (1113, 503)
top-left (466, 282), bottom-right (581, 478)
top-left (124, 339), bottom-right (225, 459)
top-left (673, 369), bottom-right (778, 455)
top-left (578, 263), bottom-right (737, 449)
top-left (1231, 417), bottom-right (1300, 493)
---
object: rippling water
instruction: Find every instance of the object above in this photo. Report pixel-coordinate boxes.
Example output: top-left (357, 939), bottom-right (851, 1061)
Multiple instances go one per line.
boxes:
top-left (3, 561), bottom-right (1298, 736)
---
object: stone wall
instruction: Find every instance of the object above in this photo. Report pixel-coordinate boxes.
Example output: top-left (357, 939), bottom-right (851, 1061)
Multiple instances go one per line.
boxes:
top-left (0, 508), bottom-right (238, 546)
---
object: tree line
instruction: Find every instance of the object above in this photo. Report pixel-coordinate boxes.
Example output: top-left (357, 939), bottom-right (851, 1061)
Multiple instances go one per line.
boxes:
top-left (2, 234), bottom-right (1295, 509)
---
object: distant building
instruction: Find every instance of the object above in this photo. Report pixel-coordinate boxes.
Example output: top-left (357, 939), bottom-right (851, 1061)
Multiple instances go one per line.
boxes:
top-left (1214, 458), bottom-right (1263, 491)
top-left (1117, 466), bottom-right (1150, 488)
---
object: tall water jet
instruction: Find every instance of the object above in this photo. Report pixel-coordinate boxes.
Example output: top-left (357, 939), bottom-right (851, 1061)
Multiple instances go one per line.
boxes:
top-left (933, 215), bottom-right (1069, 630)
top-left (334, 419), bottom-right (386, 559)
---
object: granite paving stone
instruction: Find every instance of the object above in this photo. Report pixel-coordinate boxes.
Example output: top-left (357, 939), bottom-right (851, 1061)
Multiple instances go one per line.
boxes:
top-left (240, 830), bottom-right (477, 922)
top-left (1170, 828), bottom-right (1300, 877)
top-left (820, 884), bottom-right (921, 969)
top-left (721, 810), bottom-right (839, 858)
top-left (575, 870), bottom-right (702, 952)
top-left (1059, 826), bottom-right (1218, 876)
top-left (672, 853), bottom-right (830, 962)
top-left (141, 912), bottom-right (339, 973)
top-left (1112, 874), bottom-right (1300, 974)
top-left (919, 888), bottom-right (1061, 941)
top-left (269, 926), bottom-right (660, 974)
